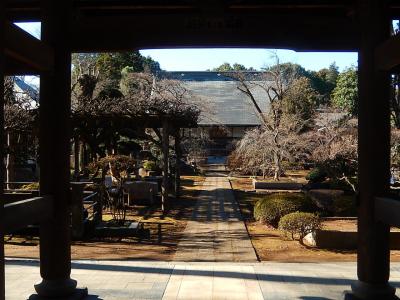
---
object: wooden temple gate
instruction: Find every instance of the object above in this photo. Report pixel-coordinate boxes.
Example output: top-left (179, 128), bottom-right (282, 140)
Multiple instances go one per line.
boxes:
top-left (2, 0), bottom-right (400, 299)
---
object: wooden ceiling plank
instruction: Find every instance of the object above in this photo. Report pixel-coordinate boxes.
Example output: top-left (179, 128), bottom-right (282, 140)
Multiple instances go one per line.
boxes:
top-left (375, 35), bottom-right (400, 71)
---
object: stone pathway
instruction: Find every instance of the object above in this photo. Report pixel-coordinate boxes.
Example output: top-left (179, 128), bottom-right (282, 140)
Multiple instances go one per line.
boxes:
top-left (173, 176), bottom-right (257, 262)
top-left (9, 175), bottom-right (400, 299)
top-left (6, 259), bottom-right (400, 300)
top-left (163, 263), bottom-right (263, 300)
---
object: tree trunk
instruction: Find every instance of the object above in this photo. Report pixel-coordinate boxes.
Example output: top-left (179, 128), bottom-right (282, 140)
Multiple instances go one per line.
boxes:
top-left (262, 153), bottom-right (266, 179)
top-left (6, 132), bottom-right (15, 189)
top-left (73, 134), bottom-right (80, 181)
top-left (174, 133), bottom-right (181, 198)
top-left (162, 119), bottom-right (169, 214)
top-left (82, 143), bottom-right (90, 172)
top-left (273, 151), bottom-right (281, 181)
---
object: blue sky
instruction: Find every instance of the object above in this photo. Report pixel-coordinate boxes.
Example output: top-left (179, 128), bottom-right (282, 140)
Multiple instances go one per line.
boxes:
top-left (140, 49), bottom-right (357, 72)
top-left (16, 22), bottom-right (357, 72)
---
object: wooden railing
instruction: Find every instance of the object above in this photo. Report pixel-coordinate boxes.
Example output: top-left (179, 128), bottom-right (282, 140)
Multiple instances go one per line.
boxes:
top-left (4, 196), bottom-right (53, 234)
top-left (71, 183), bottom-right (103, 239)
top-left (83, 191), bottom-right (101, 223)
top-left (3, 182), bottom-right (103, 238)
top-left (2, 191), bottom-right (39, 205)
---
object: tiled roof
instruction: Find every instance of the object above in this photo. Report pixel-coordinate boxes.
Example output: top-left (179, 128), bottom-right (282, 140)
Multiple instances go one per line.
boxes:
top-left (14, 77), bottom-right (39, 101)
top-left (165, 71), bottom-right (269, 126)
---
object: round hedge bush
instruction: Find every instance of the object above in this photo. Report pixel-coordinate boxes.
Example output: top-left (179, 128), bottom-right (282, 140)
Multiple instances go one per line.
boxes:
top-left (254, 193), bottom-right (316, 227)
top-left (278, 212), bottom-right (321, 244)
top-left (143, 160), bottom-right (158, 171)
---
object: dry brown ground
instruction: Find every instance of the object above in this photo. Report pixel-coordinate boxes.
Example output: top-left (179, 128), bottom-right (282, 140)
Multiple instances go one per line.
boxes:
top-left (4, 175), bottom-right (205, 260)
top-left (230, 175), bottom-right (400, 262)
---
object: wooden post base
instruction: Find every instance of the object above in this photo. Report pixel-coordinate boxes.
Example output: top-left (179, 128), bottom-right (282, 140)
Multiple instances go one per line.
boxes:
top-left (33, 278), bottom-right (79, 298)
top-left (29, 288), bottom-right (87, 300)
top-left (343, 281), bottom-right (397, 300)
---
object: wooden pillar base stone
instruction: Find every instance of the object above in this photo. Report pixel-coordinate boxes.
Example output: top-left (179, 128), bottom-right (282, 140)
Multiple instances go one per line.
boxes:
top-left (31, 285), bottom-right (88, 300)
top-left (344, 281), bottom-right (397, 300)
top-left (34, 279), bottom-right (78, 298)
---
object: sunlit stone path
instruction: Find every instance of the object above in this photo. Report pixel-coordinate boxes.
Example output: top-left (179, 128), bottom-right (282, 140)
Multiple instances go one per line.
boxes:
top-left (6, 259), bottom-right (400, 300)
top-left (173, 176), bottom-right (258, 262)
top-left (8, 175), bottom-right (400, 299)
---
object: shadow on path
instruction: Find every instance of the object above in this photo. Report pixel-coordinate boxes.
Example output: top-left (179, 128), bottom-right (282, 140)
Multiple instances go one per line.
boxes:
top-left (8, 259), bottom-right (400, 288)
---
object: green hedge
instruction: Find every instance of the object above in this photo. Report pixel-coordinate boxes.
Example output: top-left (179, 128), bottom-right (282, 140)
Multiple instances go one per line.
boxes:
top-left (254, 193), bottom-right (316, 227)
top-left (143, 160), bottom-right (158, 171)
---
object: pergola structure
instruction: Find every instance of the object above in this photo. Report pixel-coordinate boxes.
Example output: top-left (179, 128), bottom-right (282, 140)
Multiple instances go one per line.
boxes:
top-left (2, 0), bottom-right (400, 299)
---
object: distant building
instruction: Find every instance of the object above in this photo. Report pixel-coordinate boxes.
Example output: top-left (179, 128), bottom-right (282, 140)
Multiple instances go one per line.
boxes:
top-left (14, 77), bottom-right (39, 102)
top-left (166, 71), bottom-right (268, 156)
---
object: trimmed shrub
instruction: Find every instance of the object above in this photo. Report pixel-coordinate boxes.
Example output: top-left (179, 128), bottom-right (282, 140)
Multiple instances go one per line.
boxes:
top-left (278, 212), bottom-right (321, 244)
top-left (306, 167), bottom-right (327, 183)
top-left (254, 193), bottom-right (316, 227)
top-left (143, 160), bottom-right (158, 171)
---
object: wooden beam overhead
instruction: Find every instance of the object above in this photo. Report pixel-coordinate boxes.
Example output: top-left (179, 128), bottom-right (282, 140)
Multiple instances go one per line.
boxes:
top-left (6, 0), bottom-right (400, 22)
top-left (4, 22), bottom-right (53, 74)
top-left (375, 35), bottom-right (400, 71)
top-left (70, 13), bottom-right (359, 52)
top-left (5, 0), bottom-right (381, 52)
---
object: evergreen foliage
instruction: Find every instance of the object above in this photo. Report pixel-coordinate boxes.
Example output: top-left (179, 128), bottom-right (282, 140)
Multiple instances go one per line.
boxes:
top-left (331, 67), bottom-right (358, 115)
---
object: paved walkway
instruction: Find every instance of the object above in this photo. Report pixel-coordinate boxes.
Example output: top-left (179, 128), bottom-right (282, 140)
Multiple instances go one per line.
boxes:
top-left (6, 259), bottom-right (400, 300)
top-left (173, 176), bottom-right (257, 262)
top-left (9, 175), bottom-right (400, 299)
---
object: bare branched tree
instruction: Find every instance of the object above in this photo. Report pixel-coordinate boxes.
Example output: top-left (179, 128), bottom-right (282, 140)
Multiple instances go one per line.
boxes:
top-left (228, 56), bottom-right (317, 180)
top-left (71, 53), bottom-right (100, 100)
top-left (71, 71), bottom-right (202, 181)
top-left (309, 117), bottom-right (358, 192)
top-left (230, 113), bottom-right (310, 179)
top-left (4, 77), bottom-right (39, 186)
top-left (391, 74), bottom-right (400, 129)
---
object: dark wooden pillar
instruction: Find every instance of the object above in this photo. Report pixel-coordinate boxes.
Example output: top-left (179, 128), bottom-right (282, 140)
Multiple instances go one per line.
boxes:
top-left (35, 0), bottom-right (79, 297)
top-left (162, 118), bottom-right (169, 214)
top-left (0, 1), bottom-right (5, 298)
top-left (174, 132), bottom-right (181, 198)
top-left (71, 183), bottom-right (85, 239)
top-left (351, 0), bottom-right (395, 298)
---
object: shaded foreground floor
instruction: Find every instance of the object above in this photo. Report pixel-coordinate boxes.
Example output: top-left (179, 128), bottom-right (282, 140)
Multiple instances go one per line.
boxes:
top-left (174, 176), bottom-right (257, 262)
top-left (6, 259), bottom-right (400, 300)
